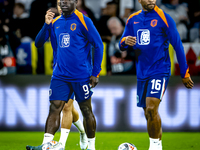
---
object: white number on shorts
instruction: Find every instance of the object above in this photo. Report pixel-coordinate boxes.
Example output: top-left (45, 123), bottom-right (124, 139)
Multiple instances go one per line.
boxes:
top-left (82, 85), bottom-right (89, 95)
top-left (151, 79), bottom-right (161, 91)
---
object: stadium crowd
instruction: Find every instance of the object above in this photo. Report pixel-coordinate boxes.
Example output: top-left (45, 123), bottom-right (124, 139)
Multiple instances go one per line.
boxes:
top-left (0, 0), bottom-right (200, 75)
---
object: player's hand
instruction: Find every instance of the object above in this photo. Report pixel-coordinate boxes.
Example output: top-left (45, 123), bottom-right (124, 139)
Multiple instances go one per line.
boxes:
top-left (125, 36), bottom-right (136, 46)
top-left (182, 77), bottom-right (194, 89)
top-left (89, 76), bottom-right (99, 88)
top-left (45, 9), bottom-right (55, 25)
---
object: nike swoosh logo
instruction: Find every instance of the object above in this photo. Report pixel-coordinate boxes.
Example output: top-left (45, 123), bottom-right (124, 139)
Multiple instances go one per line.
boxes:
top-left (85, 95), bottom-right (89, 99)
top-left (134, 22), bottom-right (139, 24)
top-left (150, 91), bottom-right (159, 94)
top-left (56, 26), bottom-right (60, 29)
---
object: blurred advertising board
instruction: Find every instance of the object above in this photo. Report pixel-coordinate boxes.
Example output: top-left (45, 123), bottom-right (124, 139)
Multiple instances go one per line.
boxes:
top-left (0, 75), bottom-right (199, 131)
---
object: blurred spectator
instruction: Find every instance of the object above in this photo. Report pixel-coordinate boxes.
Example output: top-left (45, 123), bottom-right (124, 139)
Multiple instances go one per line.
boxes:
top-left (119, 0), bottom-right (134, 22)
top-left (187, 0), bottom-right (200, 42)
top-left (107, 17), bottom-right (136, 75)
top-left (29, 0), bottom-right (56, 40)
top-left (1, 25), bottom-right (21, 57)
top-left (77, 0), bottom-right (107, 20)
top-left (160, 0), bottom-right (189, 41)
top-left (13, 2), bottom-right (29, 19)
top-left (193, 28), bottom-right (200, 43)
top-left (12, 2), bottom-right (32, 42)
top-left (100, 0), bottom-right (112, 9)
top-left (0, 0), bottom-right (15, 28)
top-left (14, 25), bottom-right (32, 43)
top-left (0, 24), bottom-right (21, 75)
top-left (97, 1), bottom-right (125, 43)
top-left (15, 0), bottom-right (34, 13)
top-left (102, 1), bottom-right (119, 17)
top-left (77, 0), bottom-right (97, 26)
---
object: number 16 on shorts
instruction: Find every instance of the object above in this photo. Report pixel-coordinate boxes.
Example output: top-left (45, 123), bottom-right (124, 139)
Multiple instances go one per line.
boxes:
top-left (147, 76), bottom-right (169, 100)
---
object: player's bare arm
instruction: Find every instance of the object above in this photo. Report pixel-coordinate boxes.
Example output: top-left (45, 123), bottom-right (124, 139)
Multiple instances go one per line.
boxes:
top-left (90, 76), bottom-right (99, 88)
top-left (125, 36), bottom-right (136, 46)
top-left (182, 77), bottom-right (194, 89)
top-left (45, 9), bottom-right (55, 25)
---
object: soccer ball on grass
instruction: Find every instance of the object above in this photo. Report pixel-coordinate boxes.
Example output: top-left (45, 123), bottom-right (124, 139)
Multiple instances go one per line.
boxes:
top-left (118, 142), bottom-right (137, 150)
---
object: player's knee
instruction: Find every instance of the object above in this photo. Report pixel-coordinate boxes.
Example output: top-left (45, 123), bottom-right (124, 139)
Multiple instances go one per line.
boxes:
top-left (145, 106), bottom-right (157, 120)
top-left (62, 103), bottom-right (72, 113)
top-left (49, 101), bottom-right (64, 114)
top-left (80, 105), bottom-right (93, 118)
top-left (49, 105), bottom-right (61, 115)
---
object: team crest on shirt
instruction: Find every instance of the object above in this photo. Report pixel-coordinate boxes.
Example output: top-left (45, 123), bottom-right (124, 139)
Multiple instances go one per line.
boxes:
top-left (151, 19), bottom-right (158, 27)
top-left (70, 23), bottom-right (76, 31)
top-left (59, 33), bottom-right (70, 47)
top-left (137, 29), bottom-right (150, 45)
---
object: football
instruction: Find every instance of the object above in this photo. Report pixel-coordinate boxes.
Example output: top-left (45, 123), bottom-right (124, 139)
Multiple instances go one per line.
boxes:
top-left (42, 140), bottom-right (64, 150)
top-left (118, 142), bottom-right (137, 150)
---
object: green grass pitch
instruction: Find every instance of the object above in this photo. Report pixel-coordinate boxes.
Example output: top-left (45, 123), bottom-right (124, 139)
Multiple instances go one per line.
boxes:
top-left (0, 132), bottom-right (200, 150)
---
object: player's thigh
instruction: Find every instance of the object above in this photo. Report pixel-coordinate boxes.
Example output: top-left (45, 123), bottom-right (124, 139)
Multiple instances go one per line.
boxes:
top-left (78, 97), bottom-right (93, 117)
top-left (49, 100), bottom-right (66, 113)
top-left (62, 99), bottom-right (74, 113)
top-left (49, 78), bottom-right (73, 102)
top-left (146, 97), bottom-right (160, 111)
top-left (72, 104), bottom-right (79, 121)
top-left (71, 80), bottom-right (93, 103)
